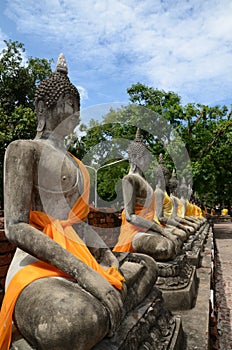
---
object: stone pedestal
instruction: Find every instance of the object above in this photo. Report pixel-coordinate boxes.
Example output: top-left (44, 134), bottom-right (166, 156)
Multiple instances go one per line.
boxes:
top-left (93, 287), bottom-right (185, 350)
top-left (184, 222), bottom-right (210, 267)
top-left (156, 254), bottom-right (197, 310)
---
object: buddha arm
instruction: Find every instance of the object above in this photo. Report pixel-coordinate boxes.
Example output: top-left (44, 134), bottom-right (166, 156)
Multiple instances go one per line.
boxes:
top-left (154, 187), bottom-right (165, 222)
top-left (4, 141), bottom-right (123, 332)
top-left (75, 221), bottom-right (119, 268)
top-left (153, 189), bottom-right (180, 227)
top-left (122, 176), bottom-right (164, 235)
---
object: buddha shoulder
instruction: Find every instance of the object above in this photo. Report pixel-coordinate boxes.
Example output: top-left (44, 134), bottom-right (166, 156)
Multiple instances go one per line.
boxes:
top-left (5, 139), bottom-right (37, 163)
top-left (122, 174), bottom-right (152, 197)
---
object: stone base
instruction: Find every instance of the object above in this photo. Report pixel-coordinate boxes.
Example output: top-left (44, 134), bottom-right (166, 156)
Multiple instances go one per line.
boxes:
top-left (172, 226), bottom-right (213, 349)
top-left (155, 254), bottom-right (198, 310)
top-left (186, 247), bottom-right (201, 267)
top-left (184, 222), bottom-right (210, 267)
top-left (94, 287), bottom-right (185, 350)
top-left (160, 267), bottom-right (198, 310)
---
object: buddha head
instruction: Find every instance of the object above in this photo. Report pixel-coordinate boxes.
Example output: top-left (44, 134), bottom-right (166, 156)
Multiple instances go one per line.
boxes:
top-left (34, 53), bottom-right (80, 137)
top-left (179, 178), bottom-right (188, 199)
top-left (128, 128), bottom-right (152, 172)
top-left (154, 153), bottom-right (170, 191)
top-left (169, 169), bottom-right (179, 196)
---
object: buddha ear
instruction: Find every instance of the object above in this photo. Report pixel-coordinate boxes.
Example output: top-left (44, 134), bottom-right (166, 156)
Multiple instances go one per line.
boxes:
top-left (36, 118), bottom-right (46, 132)
top-left (36, 100), bottom-right (46, 132)
top-left (131, 163), bottom-right (137, 172)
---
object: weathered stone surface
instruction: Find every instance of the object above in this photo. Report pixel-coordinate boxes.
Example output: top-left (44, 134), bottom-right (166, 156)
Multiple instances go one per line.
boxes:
top-left (93, 287), bottom-right (185, 350)
top-left (173, 226), bottom-right (213, 349)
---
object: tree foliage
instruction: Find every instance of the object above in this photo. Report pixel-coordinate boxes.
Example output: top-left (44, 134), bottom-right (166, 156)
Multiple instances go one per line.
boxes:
top-left (71, 83), bottom-right (232, 209)
top-left (0, 40), bottom-right (52, 208)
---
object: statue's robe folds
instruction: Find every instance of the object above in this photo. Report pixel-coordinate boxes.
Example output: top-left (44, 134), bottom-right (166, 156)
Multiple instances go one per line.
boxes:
top-left (113, 194), bottom-right (155, 253)
top-left (0, 155), bottom-right (124, 350)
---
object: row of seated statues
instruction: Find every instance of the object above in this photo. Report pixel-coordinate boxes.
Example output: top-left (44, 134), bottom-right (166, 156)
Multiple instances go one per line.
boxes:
top-left (113, 140), bottom-right (205, 260)
top-left (0, 54), bottom-right (207, 350)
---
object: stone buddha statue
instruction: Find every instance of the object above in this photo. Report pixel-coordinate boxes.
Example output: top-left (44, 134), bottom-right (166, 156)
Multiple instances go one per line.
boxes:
top-left (169, 170), bottom-right (198, 231)
top-left (190, 190), bottom-right (206, 223)
top-left (113, 130), bottom-right (181, 261)
top-left (153, 154), bottom-right (190, 241)
top-left (179, 179), bottom-right (204, 225)
top-left (0, 55), bottom-right (158, 350)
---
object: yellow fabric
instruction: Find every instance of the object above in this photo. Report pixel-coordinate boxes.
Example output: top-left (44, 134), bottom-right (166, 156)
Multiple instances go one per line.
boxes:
top-left (193, 204), bottom-right (198, 217)
top-left (153, 191), bottom-right (171, 226)
top-left (190, 203), bottom-right (195, 216)
top-left (177, 198), bottom-right (184, 218)
top-left (0, 154), bottom-right (124, 350)
top-left (163, 192), bottom-right (173, 219)
top-left (185, 200), bottom-right (192, 217)
top-left (113, 195), bottom-right (155, 252)
top-left (197, 206), bottom-right (203, 218)
top-left (202, 206), bottom-right (207, 217)
top-left (221, 208), bottom-right (228, 216)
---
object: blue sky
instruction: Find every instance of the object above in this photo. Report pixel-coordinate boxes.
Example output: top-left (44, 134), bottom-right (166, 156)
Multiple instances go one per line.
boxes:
top-left (0, 0), bottom-right (232, 116)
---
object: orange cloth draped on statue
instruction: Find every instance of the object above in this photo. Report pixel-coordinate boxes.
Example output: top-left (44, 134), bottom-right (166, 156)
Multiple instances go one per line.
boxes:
top-left (177, 198), bottom-right (184, 218)
top-left (113, 195), bottom-right (155, 252)
top-left (185, 200), bottom-right (193, 217)
top-left (0, 154), bottom-right (124, 350)
top-left (163, 192), bottom-right (173, 219)
top-left (221, 208), bottom-right (228, 216)
top-left (196, 206), bottom-right (203, 218)
top-left (153, 191), bottom-right (171, 226)
top-left (193, 204), bottom-right (198, 217)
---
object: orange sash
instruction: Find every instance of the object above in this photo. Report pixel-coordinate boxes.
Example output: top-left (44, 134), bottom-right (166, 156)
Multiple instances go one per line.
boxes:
top-left (0, 154), bottom-right (124, 350)
top-left (185, 200), bottom-right (192, 216)
top-left (163, 191), bottom-right (173, 219)
top-left (177, 198), bottom-right (184, 218)
top-left (113, 195), bottom-right (155, 252)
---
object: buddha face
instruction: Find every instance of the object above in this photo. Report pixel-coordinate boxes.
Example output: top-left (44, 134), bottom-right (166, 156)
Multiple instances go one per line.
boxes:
top-left (47, 93), bottom-right (80, 136)
top-left (136, 147), bottom-right (152, 172)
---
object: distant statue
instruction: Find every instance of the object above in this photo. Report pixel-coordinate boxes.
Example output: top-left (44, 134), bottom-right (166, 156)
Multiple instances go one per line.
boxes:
top-left (153, 154), bottom-right (190, 241)
top-left (0, 55), bottom-right (157, 350)
top-left (185, 185), bottom-right (205, 223)
top-left (113, 130), bottom-right (181, 261)
top-left (169, 170), bottom-right (198, 231)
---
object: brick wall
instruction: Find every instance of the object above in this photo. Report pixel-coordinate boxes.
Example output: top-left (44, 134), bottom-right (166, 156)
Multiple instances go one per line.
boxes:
top-left (88, 206), bottom-right (121, 248)
top-left (0, 207), bottom-right (121, 306)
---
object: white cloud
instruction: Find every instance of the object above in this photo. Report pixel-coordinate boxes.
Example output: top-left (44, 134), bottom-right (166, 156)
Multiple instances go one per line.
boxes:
top-left (0, 29), bottom-right (7, 52)
top-left (77, 85), bottom-right (88, 101)
top-left (2, 0), bottom-right (232, 106)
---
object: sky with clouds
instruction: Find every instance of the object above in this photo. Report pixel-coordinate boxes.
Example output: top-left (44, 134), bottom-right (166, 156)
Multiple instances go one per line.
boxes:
top-left (0, 0), bottom-right (232, 115)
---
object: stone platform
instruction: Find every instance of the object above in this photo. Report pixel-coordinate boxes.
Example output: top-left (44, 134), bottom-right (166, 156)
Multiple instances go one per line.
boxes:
top-left (184, 222), bottom-right (209, 267)
top-left (94, 287), bottom-right (185, 350)
top-left (173, 224), bottom-right (213, 349)
top-left (159, 267), bottom-right (197, 311)
top-left (156, 256), bottom-right (198, 310)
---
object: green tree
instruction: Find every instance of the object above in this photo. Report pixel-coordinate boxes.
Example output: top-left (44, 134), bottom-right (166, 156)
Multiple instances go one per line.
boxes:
top-left (0, 40), bottom-right (52, 208)
top-left (75, 83), bottom-right (232, 209)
